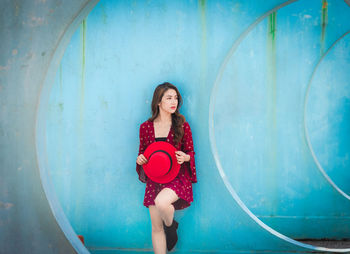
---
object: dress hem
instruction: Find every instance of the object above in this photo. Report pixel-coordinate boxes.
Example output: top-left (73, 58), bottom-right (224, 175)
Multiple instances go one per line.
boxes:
top-left (143, 184), bottom-right (193, 210)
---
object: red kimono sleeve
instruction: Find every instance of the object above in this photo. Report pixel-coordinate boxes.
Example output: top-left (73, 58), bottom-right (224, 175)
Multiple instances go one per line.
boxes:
top-left (182, 122), bottom-right (197, 183)
top-left (136, 123), bottom-right (148, 183)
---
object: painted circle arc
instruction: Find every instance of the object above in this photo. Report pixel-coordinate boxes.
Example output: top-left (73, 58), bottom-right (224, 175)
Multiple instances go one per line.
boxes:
top-left (304, 31), bottom-right (350, 201)
top-left (34, 0), bottom-right (350, 253)
top-left (209, 0), bottom-right (350, 253)
top-left (36, 1), bottom-right (99, 254)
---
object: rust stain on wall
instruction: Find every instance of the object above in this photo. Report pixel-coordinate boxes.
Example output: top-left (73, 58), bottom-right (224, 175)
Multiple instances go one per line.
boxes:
top-left (267, 12), bottom-right (277, 130)
top-left (59, 63), bottom-right (62, 92)
top-left (80, 19), bottom-right (87, 122)
top-left (199, 0), bottom-right (207, 117)
top-left (266, 11), bottom-right (278, 213)
top-left (100, 3), bottom-right (108, 24)
top-left (15, 1), bottom-right (20, 16)
top-left (0, 201), bottom-right (14, 209)
top-left (320, 0), bottom-right (328, 55)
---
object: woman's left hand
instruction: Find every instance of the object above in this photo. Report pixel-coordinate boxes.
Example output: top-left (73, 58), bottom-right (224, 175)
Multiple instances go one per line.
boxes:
top-left (175, 151), bottom-right (190, 164)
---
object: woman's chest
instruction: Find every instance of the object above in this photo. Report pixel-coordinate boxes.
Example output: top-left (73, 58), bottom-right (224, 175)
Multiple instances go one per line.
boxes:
top-left (154, 123), bottom-right (171, 138)
top-left (143, 123), bottom-right (182, 150)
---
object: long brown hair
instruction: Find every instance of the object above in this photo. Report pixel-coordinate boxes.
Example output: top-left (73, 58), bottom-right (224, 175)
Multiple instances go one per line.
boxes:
top-left (148, 82), bottom-right (185, 144)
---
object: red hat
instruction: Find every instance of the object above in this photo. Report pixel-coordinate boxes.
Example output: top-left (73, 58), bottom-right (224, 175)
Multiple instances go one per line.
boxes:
top-left (142, 141), bottom-right (181, 183)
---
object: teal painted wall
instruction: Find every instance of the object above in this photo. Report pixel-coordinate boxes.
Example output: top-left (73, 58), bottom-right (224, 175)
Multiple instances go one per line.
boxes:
top-left (45, 0), bottom-right (350, 253)
top-left (1, 0), bottom-right (350, 253)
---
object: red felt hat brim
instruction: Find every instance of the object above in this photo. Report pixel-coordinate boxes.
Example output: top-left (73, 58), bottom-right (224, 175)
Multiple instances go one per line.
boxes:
top-left (142, 141), bottom-right (181, 184)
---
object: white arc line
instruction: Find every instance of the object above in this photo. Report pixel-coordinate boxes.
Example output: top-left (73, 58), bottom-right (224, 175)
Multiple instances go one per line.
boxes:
top-left (209, 1), bottom-right (350, 252)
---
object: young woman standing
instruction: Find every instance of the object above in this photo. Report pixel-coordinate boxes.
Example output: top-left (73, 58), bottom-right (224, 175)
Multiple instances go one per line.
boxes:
top-left (136, 82), bottom-right (197, 253)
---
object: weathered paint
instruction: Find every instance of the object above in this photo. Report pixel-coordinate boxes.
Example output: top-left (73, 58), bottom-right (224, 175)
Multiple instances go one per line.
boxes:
top-left (305, 31), bottom-right (350, 199)
top-left (269, 12), bottom-right (277, 41)
top-left (266, 11), bottom-right (278, 215)
top-left (320, 0), bottom-right (328, 55)
top-left (76, 18), bottom-right (88, 223)
top-left (1, 1), bottom-right (99, 253)
top-left (2, 0), bottom-right (350, 253)
top-left (0, 201), bottom-right (14, 209)
top-left (209, 0), bottom-right (350, 252)
top-left (59, 63), bottom-right (63, 92)
top-left (45, 1), bottom-right (350, 253)
top-left (100, 3), bottom-right (108, 25)
top-left (80, 18), bottom-right (87, 122)
top-left (199, 0), bottom-right (207, 121)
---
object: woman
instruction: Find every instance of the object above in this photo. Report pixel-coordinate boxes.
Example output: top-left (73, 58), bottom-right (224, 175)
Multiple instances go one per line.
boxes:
top-left (136, 82), bottom-right (197, 253)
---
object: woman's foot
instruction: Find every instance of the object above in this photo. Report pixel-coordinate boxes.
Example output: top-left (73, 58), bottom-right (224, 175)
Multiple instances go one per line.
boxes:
top-left (163, 219), bottom-right (178, 251)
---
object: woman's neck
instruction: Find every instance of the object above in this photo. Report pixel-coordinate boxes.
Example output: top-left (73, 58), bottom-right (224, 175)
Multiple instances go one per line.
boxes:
top-left (155, 110), bottom-right (172, 124)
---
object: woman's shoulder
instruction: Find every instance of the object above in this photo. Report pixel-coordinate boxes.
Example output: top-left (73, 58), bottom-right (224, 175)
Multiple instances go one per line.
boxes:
top-left (140, 119), bottom-right (153, 129)
top-left (182, 120), bottom-right (191, 128)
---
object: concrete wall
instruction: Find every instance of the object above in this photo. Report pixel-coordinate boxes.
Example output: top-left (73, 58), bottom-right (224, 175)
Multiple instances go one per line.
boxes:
top-left (1, 0), bottom-right (350, 253)
top-left (0, 1), bottom-right (97, 253)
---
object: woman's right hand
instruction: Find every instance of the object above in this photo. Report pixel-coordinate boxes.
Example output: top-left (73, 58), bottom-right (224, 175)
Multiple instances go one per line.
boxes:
top-left (136, 154), bottom-right (148, 165)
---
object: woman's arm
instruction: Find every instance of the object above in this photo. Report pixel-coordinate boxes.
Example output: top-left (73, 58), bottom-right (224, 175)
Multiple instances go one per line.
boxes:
top-left (136, 123), bottom-right (148, 183)
top-left (182, 121), bottom-right (197, 183)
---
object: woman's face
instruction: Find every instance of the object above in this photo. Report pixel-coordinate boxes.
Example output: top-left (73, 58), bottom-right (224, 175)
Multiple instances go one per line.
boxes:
top-left (158, 89), bottom-right (178, 114)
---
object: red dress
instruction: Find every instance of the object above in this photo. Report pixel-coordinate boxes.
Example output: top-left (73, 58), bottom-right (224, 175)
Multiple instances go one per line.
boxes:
top-left (136, 120), bottom-right (197, 210)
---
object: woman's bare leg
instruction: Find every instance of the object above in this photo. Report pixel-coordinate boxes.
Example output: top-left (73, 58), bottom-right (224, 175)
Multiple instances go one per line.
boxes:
top-left (149, 205), bottom-right (166, 254)
top-left (154, 188), bottom-right (179, 226)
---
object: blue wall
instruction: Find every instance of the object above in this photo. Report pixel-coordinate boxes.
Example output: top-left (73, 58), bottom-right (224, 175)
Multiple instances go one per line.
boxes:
top-left (1, 0), bottom-right (350, 253)
top-left (45, 0), bottom-right (350, 253)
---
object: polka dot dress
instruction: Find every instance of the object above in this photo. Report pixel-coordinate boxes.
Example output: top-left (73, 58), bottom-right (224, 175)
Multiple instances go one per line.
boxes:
top-left (136, 120), bottom-right (197, 210)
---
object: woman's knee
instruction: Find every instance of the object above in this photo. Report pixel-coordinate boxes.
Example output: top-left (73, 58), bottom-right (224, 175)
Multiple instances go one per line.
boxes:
top-left (151, 222), bottom-right (164, 234)
top-left (149, 205), bottom-right (164, 233)
top-left (154, 197), bottom-right (170, 213)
